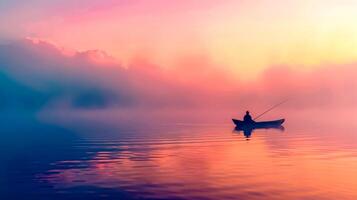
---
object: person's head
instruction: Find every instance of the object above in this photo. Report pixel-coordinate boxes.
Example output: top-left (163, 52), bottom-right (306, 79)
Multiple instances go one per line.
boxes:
top-left (246, 111), bottom-right (250, 114)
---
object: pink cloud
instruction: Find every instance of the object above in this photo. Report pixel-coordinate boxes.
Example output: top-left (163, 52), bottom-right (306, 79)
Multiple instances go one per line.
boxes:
top-left (0, 39), bottom-right (356, 113)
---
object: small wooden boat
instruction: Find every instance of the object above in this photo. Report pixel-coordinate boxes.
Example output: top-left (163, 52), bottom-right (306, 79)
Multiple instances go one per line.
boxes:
top-left (232, 119), bottom-right (285, 129)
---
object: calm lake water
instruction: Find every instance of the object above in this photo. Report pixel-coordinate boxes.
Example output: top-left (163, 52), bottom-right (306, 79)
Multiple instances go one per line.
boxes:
top-left (1, 112), bottom-right (357, 200)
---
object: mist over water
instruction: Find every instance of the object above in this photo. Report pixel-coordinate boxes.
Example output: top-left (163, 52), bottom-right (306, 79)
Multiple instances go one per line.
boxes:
top-left (1, 0), bottom-right (357, 198)
top-left (0, 37), bottom-right (357, 200)
top-left (1, 107), bottom-right (357, 200)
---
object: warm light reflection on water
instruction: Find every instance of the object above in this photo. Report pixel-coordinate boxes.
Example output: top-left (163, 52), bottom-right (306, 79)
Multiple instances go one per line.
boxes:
top-left (38, 120), bottom-right (357, 200)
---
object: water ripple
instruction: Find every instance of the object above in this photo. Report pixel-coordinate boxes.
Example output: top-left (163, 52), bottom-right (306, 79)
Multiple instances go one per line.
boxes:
top-left (33, 124), bottom-right (357, 200)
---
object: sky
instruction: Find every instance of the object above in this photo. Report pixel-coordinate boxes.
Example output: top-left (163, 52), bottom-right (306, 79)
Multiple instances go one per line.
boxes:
top-left (1, 0), bottom-right (357, 77)
top-left (0, 0), bottom-right (356, 114)
top-left (1, 3), bottom-right (357, 199)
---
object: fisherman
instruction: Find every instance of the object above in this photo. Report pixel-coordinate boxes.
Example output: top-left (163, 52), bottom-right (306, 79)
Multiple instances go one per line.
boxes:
top-left (243, 111), bottom-right (254, 123)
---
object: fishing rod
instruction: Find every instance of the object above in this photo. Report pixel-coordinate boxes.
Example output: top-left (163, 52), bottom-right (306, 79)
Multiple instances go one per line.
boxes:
top-left (253, 99), bottom-right (289, 120)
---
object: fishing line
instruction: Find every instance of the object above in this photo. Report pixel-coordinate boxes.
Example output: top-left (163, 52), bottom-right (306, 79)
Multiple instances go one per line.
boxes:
top-left (253, 99), bottom-right (289, 120)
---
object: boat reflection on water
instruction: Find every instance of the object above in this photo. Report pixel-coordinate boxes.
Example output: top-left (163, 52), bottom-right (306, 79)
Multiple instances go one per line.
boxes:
top-left (234, 125), bottom-right (285, 139)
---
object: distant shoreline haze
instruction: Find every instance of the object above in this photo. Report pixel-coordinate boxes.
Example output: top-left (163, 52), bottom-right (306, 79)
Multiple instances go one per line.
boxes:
top-left (0, 39), bottom-right (356, 115)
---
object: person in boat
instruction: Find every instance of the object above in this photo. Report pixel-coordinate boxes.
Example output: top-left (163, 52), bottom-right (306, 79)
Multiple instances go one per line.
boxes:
top-left (243, 111), bottom-right (254, 123)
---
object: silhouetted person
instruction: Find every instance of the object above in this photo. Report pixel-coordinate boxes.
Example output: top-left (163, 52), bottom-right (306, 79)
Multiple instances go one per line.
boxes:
top-left (243, 111), bottom-right (254, 123)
